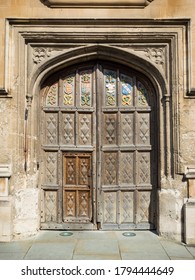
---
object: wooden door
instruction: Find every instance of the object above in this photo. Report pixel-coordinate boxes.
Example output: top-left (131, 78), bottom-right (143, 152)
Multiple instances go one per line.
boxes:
top-left (63, 153), bottom-right (92, 224)
top-left (40, 65), bottom-right (96, 229)
top-left (97, 65), bottom-right (157, 229)
top-left (40, 61), bottom-right (157, 230)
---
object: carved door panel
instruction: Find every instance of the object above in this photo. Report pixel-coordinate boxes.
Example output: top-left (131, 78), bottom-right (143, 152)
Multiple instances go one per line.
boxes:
top-left (63, 153), bottom-right (92, 223)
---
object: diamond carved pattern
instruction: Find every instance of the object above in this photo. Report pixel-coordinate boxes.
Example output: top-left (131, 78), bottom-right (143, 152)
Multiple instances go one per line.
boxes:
top-left (138, 153), bottom-right (150, 184)
top-left (137, 192), bottom-right (150, 222)
top-left (79, 114), bottom-right (91, 145)
top-left (120, 153), bottom-right (134, 184)
top-left (66, 157), bottom-right (76, 185)
top-left (104, 192), bottom-right (116, 223)
top-left (121, 192), bottom-right (134, 223)
top-left (46, 114), bottom-right (57, 144)
top-left (79, 158), bottom-right (89, 185)
top-left (46, 153), bottom-right (57, 184)
top-left (104, 153), bottom-right (117, 185)
top-left (79, 191), bottom-right (89, 217)
top-left (62, 114), bottom-right (74, 145)
top-left (65, 191), bottom-right (76, 217)
top-left (45, 191), bottom-right (57, 222)
top-left (121, 114), bottom-right (133, 145)
top-left (104, 114), bottom-right (116, 144)
top-left (139, 114), bottom-right (150, 145)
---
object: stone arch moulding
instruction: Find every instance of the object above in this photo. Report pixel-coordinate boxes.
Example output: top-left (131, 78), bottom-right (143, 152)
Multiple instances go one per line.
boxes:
top-left (6, 18), bottom-right (191, 179)
top-left (40, 0), bottom-right (154, 8)
top-left (31, 44), bottom-right (166, 97)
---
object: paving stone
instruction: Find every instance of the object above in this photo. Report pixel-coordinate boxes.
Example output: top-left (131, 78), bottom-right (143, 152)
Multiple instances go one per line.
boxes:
top-left (169, 256), bottom-right (193, 260)
top-left (115, 231), bottom-right (159, 241)
top-left (76, 231), bottom-right (116, 240)
top-left (160, 240), bottom-right (193, 259)
top-left (119, 240), bottom-right (165, 254)
top-left (73, 254), bottom-right (121, 260)
top-left (186, 246), bottom-right (195, 257)
top-left (0, 242), bottom-right (32, 253)
top-left (121, 252), bottom-right (170, 260)
top-left (0, 252), bottom-right (26, 260)
top-left (35, 230), bottom-right (76, 243)
top-left (24, 242), bottom-right (76, 260)
top-left (74, 239), bottom-right (119, 255)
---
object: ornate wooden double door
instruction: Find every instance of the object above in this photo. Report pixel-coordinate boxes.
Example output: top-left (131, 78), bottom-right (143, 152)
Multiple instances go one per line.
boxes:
top-left (40, 61), bottom-right (157, 230)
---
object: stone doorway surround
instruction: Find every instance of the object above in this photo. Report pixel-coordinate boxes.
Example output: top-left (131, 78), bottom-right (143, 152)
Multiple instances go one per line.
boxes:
top-left (0, 18), bottom-right (194, 241)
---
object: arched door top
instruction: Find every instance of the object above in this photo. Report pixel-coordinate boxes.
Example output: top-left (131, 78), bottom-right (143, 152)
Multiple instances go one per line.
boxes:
top-left (31, 45), bottom-right (166, 101)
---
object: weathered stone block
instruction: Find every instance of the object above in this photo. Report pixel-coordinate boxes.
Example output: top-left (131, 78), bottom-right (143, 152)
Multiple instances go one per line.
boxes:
top-left (13, 189), bottom-right (40, 238)
top-left (0, 198), bottom-right (12, 242)
top-left (158, 189), bottom-right (182, 241)
top-left (184, 200), bottom-right (195, 245)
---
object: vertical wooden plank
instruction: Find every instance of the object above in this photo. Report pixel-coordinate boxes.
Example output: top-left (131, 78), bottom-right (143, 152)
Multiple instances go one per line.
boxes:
top-left (96, 64), bottom-right (103, 225)
top-left (57, 150), bottom-right (62, 223)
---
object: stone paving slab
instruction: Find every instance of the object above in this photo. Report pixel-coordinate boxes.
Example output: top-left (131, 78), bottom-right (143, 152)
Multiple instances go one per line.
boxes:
top-left (0, 242), bottom-right (32, 253)
top-left (121, 252), bottom-right (170, 260)
top-left (73, 254), bottom-right (121, 260)
top-left (74, 231), bottom-right (117, 240)
top-left (160, 240), bottom-right (193, 259)
top-left (119, 240), bottom-right (165, 253)
top-left (35, 231), bottom-right (76, 243)
top-left (74, 239), bottom-right (119, 256)
top-left (115, 231), bottom-right (159, 241)
top-left (24, 242), bottom-right (76, 260)
top-left (186, 246), bottom-right (195, 257)
top-left (0, 252), bottom-right (26, 260)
